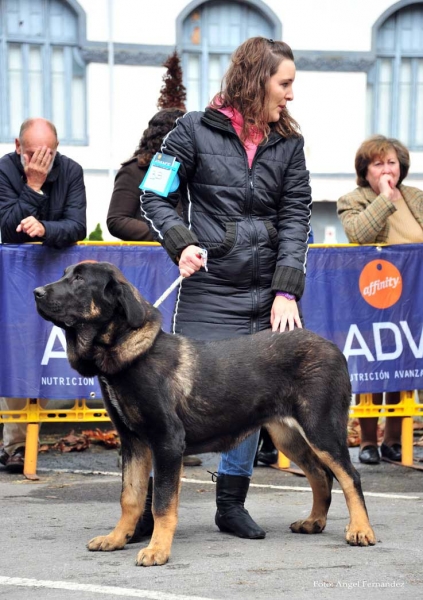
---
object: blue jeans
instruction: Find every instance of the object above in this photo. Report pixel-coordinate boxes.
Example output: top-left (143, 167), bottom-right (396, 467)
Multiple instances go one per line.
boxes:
top-left (217, 430), bottom-right (260, 478)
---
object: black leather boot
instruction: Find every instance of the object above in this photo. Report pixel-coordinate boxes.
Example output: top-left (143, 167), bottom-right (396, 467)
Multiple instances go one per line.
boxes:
top-left (128, 477), bottom-right (154, 543)
top-left (215, 474), bottom-right (266, 539)
top-left (257, 428), bottom-right (278, 465)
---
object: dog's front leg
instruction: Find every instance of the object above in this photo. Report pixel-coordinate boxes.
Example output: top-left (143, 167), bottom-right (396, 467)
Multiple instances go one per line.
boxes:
top-left (88, 443), bottom-right (152, 552)
top-left (136, 457), bottom-right (183, 567)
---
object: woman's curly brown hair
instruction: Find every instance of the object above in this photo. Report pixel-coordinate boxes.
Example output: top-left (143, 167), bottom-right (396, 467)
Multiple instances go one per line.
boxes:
top-left (133, 107), bottom-right (185, 167)
top-left (210, 37), bottom-right (300, 142)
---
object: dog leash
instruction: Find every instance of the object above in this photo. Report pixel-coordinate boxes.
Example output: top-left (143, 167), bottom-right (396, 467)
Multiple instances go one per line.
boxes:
top-left (153, 249), bottom-right (208, 308)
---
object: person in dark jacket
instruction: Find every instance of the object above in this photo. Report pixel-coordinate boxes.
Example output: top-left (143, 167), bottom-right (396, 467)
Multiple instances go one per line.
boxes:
top-left (0, 118), bottom-right (86, 248)
top-left (0, 117), bottom-right (86, 473)
top-left (107, 107), bottom-right (185, 241)
top-left (141, 37), bottom-right (312, 540)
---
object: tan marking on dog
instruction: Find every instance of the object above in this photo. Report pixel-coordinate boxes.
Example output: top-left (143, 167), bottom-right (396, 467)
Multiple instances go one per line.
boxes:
top-left (267, 421), bottom-right (331, 534)
top-left (96, 321), bottom-right (118, 346)
top-left (171, 338), bottom-right (196, 410)
top-left (311, 449), bottom-right (376, 546)
top-left (111, 316), bottom-right (161, 367)
top-left (135, 467), bottom-right (182, 566)
top-left (129, 283), bottom-right (143, 302)
top-left (89, 300), bottom-right (101, 318)
top-left (87, 450), bottom-right (152, 552)
top-left (268, 418), bottom-right (375, 544)
top-left (282, 416), bottom-right (316, 442)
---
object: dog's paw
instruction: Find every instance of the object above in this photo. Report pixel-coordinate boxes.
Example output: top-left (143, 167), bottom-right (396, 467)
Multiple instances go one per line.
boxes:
top-left (135, 546), bottom-right (170, 567)
top-left (345, 524), bottom-right (376, 546)
top-left (87, 534), bottom-right (126, 552)
top-left (290, 518), bottom-right (326, 534)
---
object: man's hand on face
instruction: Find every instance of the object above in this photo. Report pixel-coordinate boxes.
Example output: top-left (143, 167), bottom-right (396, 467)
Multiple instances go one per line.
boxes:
top-left (23, 146), bottom-right (54, 192)
top-left (16, 216), bottom-right (46, 238)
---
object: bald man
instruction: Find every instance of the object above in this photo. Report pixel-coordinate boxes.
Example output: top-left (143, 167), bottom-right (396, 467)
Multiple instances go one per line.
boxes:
top-left (0, 117), bottom-right (86, 247)
top-left (0, 118), bottom-right (86, 472)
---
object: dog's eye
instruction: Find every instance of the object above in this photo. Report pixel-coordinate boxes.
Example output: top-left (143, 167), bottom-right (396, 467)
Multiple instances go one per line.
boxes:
top-left (72, 274), bottom-right (83, 283)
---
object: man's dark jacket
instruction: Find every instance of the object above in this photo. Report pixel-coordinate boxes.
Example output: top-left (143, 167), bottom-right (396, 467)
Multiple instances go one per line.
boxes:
top-left (0, 151), bottom-right (86, 248)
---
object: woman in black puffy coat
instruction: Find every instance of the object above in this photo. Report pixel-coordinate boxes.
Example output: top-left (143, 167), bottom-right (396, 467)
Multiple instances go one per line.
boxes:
top-left (142, 37), bottom-right (312, 540)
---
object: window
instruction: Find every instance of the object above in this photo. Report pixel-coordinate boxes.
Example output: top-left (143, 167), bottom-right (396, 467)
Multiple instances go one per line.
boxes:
top-left (369, 3), bottom-right (423, 150)
top-left (181, 1), bottom-right (276, 111)
top-left (0, 0), bottom-right (86, 144)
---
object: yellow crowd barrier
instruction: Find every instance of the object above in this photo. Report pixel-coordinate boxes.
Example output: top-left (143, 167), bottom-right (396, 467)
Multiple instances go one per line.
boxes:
top-left (0, 399), bottom-right (109, 478)
top-left (1, 391), bottom-right (422, 478)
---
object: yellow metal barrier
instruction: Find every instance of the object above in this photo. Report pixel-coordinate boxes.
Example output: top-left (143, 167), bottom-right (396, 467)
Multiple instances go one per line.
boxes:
top-left (0, 399), bottom-right (109, 478)
top-left (1, 392), bottom-right (421, 478)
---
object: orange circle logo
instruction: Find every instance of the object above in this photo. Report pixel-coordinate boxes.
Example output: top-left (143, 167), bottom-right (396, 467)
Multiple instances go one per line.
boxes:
top-left (359, 260), bottom-right (402, 309)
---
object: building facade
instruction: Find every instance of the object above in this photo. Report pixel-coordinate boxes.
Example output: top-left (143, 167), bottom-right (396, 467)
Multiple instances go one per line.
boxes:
top-left (1, 0), bottom-right (423, 242)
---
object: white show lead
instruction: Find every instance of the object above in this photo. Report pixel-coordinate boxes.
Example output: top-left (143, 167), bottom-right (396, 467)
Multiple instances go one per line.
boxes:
top-left (154, 248), bottom-right (208, 308)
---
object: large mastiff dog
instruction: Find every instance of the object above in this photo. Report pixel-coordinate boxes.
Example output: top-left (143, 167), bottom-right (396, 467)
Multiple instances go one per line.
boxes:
top-left (34, 261), bottom-right (376, 566)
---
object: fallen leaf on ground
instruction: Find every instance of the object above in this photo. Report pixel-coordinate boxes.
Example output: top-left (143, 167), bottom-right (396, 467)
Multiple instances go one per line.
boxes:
top-left (82, 428), bottom-right (121, 449)
top-left (51, 431), bottom-right (90, 453)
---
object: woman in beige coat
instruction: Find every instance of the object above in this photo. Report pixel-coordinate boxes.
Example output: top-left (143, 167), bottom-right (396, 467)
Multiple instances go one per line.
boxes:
top-left (337, 135), bottom-right (423, 464)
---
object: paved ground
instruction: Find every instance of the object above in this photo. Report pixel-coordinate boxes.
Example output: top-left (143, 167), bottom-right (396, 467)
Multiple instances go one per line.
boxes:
top-left (0, 425), bottom-right (422, 600)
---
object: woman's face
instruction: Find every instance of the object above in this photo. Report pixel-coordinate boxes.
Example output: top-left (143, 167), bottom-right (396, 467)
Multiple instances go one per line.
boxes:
top-left (365, 149), bottom-right (401, 194)
top-left (266, 59), bottom-right (295, 123)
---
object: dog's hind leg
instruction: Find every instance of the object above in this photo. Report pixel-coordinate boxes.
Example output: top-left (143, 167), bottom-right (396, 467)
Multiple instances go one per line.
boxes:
top-left (135, 459), bottom-right (183, 567)
top-left (87, 441), bottom-right (152, 552)
top-left (310, 444), bottom-right (376, 547)
top-left (267, 421), bottom-right (333, 535)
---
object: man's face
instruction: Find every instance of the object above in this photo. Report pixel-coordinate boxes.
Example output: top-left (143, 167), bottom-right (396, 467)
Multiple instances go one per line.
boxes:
top-left (15, 123), bottom-right (59, 170)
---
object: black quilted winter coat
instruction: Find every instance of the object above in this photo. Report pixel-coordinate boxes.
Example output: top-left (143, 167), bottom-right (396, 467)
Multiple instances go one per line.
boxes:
top-left (141, 108), bottom-right (312, 341)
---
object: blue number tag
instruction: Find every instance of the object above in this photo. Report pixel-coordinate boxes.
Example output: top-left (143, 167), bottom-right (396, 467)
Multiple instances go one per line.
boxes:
top-left (139, 152), bottom-right (180, 197)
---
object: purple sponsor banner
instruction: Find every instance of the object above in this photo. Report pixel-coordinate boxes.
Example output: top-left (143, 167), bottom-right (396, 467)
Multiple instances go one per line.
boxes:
top-left (0, 244), bottom-right (178, 399)
top-left (0, 243), bottom-right (422, 398)
top-left (302, 244), bottom-right (423, 394)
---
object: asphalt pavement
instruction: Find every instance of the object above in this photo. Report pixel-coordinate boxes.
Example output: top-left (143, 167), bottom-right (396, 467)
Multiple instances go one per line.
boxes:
top-left (0, 425), bottom-right (422, 600)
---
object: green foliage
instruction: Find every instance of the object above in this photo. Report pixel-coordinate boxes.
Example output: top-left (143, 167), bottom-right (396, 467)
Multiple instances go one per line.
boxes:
top-left (87, 223), bottom-right (103, 241)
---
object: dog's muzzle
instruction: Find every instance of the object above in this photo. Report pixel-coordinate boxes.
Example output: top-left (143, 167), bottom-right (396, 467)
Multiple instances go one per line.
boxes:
top-left (34, 286), bottom-right (47, 300)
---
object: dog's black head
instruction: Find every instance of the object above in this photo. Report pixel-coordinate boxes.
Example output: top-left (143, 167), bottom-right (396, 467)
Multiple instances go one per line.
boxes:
top-left (34, 261), bottom-right (147, 330)
top-left (34, 261), bottom-right (163, 375)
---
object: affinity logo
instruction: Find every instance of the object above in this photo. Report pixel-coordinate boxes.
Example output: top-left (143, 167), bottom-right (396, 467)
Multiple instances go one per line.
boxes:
top-left (359, 260), bottom-right (402, 309)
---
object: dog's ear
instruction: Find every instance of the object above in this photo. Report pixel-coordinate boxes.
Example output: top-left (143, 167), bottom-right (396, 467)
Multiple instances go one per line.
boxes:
top-left (116, 281), bottom-right (146, 329)
top-left (104, 269), bottom-right (146, 329)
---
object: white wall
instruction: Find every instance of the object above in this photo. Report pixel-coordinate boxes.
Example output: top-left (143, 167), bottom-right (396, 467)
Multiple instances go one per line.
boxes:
top-left (65, 63), bottom-right (165, 171)
top-left (265, 0), bottom-right (397, 50)
top-left (292, 72), bottom-right (368, 178)
top-left (79, 0), bottom-right (187, 45)
top-left (2, 0), bottom-right (423, 240)
top-left (78, 0), bottom-right (401, 49)
top-left (60, 62), bottom-right (166, 240)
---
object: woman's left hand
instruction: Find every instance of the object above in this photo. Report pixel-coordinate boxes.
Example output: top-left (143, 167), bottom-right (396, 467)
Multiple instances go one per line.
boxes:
top-left (271, 296), bottom-right (302, 332)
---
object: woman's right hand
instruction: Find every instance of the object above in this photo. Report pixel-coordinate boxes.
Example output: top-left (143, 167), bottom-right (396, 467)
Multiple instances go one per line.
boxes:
top-left (379, 174), bottom-right (401, 202)
top-left (179, 245), bottom-right (204, 278)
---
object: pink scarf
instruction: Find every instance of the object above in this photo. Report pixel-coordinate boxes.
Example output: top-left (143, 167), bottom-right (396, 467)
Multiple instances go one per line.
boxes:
top-left (217, 106), bottom-right (262, 168)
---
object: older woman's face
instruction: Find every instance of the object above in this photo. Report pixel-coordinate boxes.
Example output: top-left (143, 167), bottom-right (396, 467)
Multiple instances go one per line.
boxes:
top-left (366, 149), bottom-right (400, 194)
